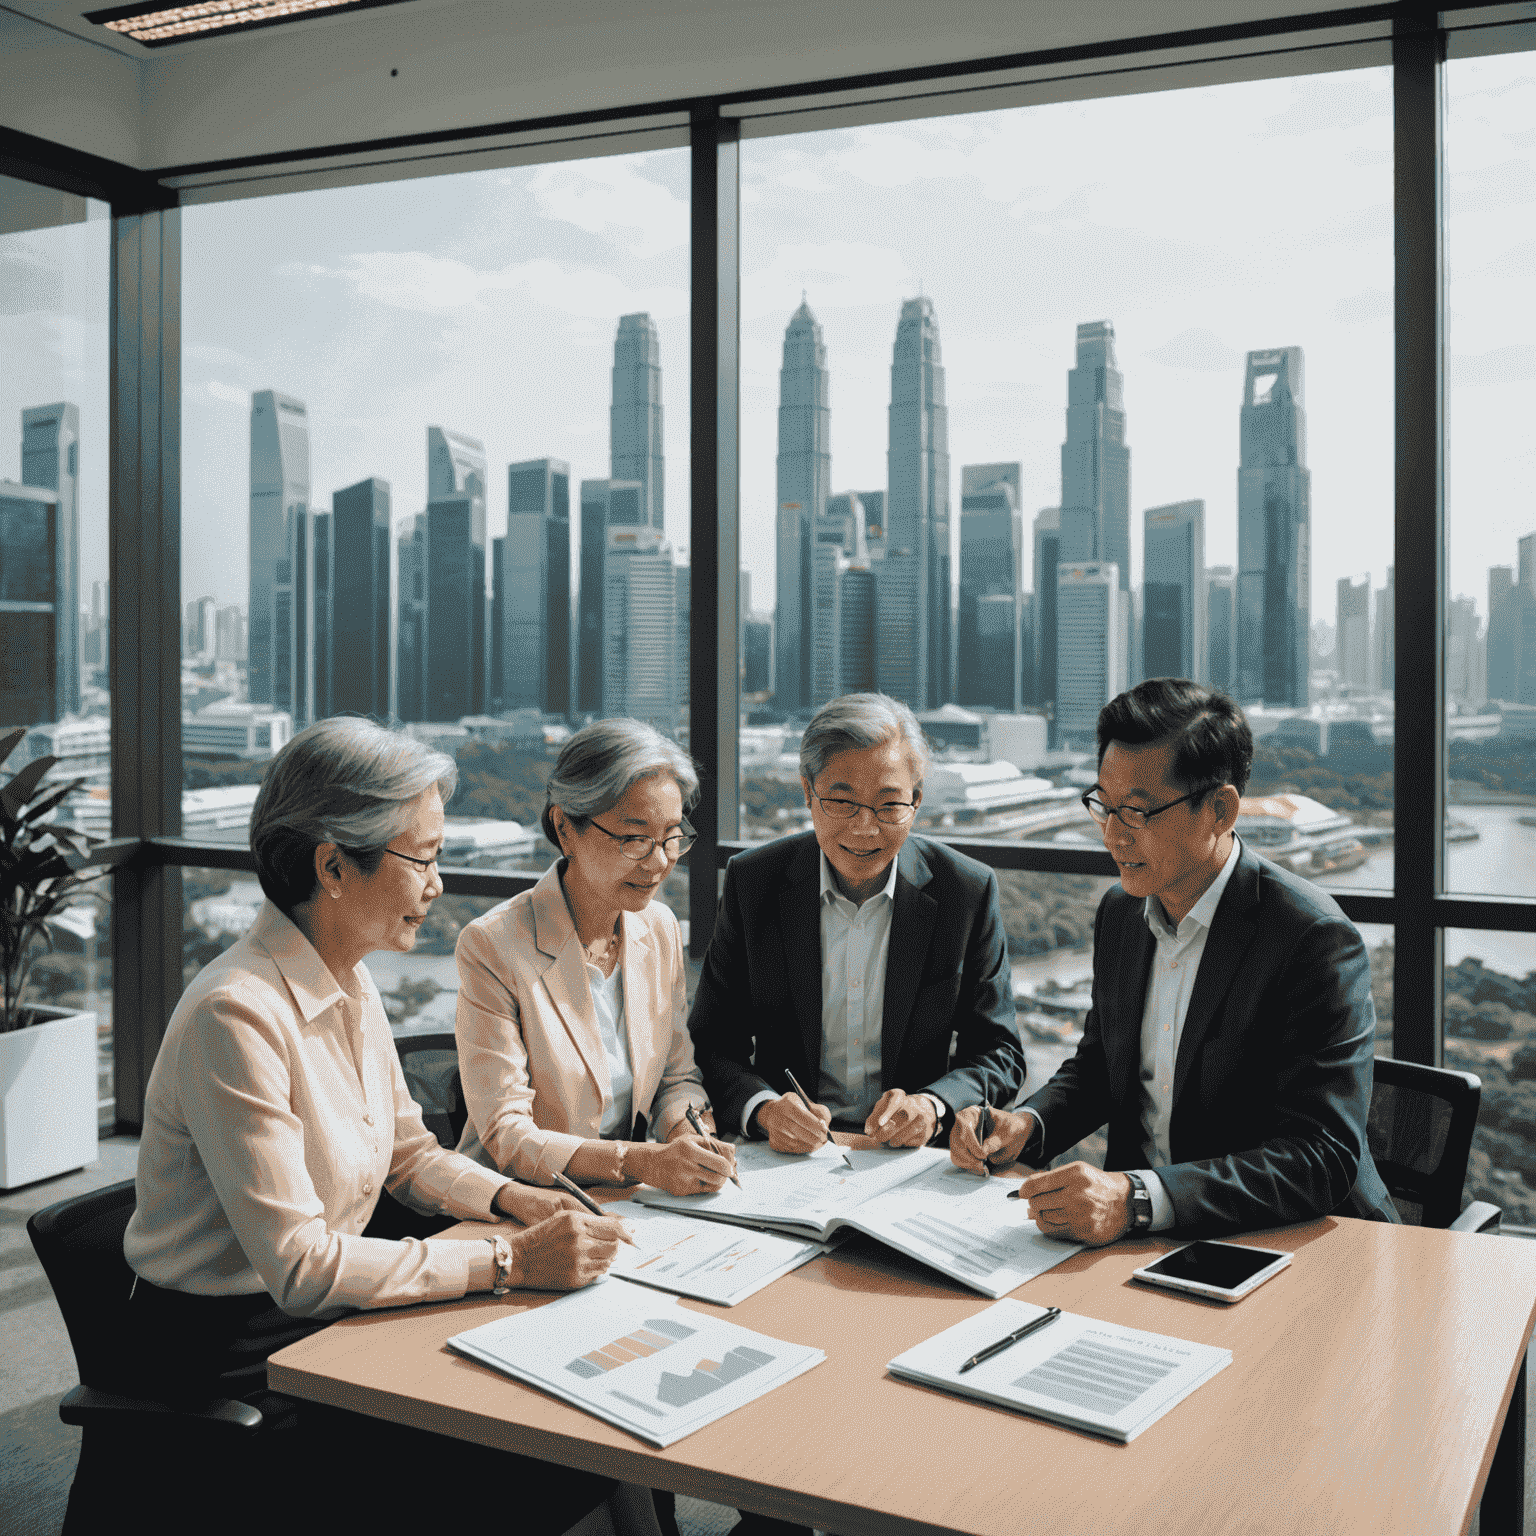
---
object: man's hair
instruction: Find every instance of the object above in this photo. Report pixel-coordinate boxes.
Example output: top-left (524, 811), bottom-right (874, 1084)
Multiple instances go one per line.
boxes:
top-left (799, 692), bottom-right (930, 793)
top-left (1096, 678), bottom-right (1253, 800)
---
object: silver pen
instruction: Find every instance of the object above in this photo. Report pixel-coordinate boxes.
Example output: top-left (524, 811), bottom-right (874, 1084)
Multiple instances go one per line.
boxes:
top-left (784, 1068), bottom-right (853, 1168)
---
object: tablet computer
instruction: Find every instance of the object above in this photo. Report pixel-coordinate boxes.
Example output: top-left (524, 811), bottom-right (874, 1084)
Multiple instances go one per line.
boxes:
top-left (1131, 1240), bottom-right (1292, 1303)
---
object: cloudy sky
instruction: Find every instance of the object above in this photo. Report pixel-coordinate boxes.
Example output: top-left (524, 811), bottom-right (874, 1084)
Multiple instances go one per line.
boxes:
top-left (2, 50), bottom-right (1532, 646)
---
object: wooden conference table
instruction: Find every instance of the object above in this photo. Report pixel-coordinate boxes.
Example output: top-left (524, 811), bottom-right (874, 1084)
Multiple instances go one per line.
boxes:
top-left (269, 1193), bottom-right (1536, 1536)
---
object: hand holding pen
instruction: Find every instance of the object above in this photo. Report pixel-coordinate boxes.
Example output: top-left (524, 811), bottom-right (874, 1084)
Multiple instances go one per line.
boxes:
top-left (685, 1104), bottom-right (743, 1189)
top-left (779, 1069), bottom-right (853, 1168)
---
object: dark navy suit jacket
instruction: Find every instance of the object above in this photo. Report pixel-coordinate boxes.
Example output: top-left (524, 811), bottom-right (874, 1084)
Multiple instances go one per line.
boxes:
top-left (1023, 841), bottom-right (1397, 1234)
top-left (688, 831), bottom-right (1026, 1137)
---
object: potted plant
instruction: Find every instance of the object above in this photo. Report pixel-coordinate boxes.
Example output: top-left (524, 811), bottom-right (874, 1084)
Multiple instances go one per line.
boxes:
top-left (0, 726), bottom-right (102, 1189)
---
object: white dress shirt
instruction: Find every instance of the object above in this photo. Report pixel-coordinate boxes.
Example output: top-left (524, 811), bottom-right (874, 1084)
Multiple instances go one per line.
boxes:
top-left (1130, 833), bottom-right (1243, 1230)
top-left (125, 901), bottom-right (509, 1317)
top-left (588, 961), bottom-right (635, 1138)
top-left (742, 852), bottom-right (944, 1136)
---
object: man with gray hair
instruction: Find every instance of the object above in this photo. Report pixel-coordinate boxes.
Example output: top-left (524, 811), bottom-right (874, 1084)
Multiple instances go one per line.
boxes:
top-left (690, 692), bottom-right (1025, 1156)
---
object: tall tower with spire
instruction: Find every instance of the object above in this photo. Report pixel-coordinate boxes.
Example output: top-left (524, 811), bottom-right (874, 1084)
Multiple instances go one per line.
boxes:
top-left (774, 297), bottom-right (831, 711)
top-left (611, 313), bottom-right (665, 532)
top-left (884, 296), bottom-right (951, 707)
top-left (1059, 320), bottom-right (1131, 589)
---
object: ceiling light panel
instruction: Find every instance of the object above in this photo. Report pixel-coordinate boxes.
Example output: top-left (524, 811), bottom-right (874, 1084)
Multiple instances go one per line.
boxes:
top-left (84, 0), bottom-right (417, 47)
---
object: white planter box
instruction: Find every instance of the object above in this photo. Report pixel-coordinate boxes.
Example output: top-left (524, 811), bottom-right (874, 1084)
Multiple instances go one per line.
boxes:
top-left (0, 1007), bottom-right (99, 1190)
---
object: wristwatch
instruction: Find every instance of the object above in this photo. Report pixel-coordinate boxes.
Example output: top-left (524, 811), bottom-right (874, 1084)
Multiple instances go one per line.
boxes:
top-left (484, 1234), bottom-right (515, 1296)
top-left (1124, 1171), bottom-right (1154, 1234)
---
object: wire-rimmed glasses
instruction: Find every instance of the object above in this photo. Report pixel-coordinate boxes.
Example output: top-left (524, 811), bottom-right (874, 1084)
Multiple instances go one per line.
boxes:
top-left (811, 794), bottom-right (918, 826)
top-left (588, 819), bottom-right (696, 861)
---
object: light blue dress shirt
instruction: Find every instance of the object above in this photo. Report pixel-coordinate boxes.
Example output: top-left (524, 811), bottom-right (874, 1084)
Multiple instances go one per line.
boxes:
top-left (587, 961), bottom-right (635, 1139)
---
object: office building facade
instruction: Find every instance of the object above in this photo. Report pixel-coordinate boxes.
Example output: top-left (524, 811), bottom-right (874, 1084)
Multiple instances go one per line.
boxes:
top-left (1056, 561), bottom-right (1125, 748)
top-left (1236, 347), bottom-right (1311, 706)
top-left (396, 513), bottom-right (426, 721)
top-left (1060, 323), bottom-right (1131, 589)
top-left (1142, 501), bottom-right (1206, 684)
top-left (1337, 576), bottom-right (1371, 689)
top-left (20, 403), bottom-right (80, 717)
top-left (0, 481), bottom-right (65, 725)
top-left (602, 526), bottom-right (677, 729)
top-left (886, 297), bottom-right (952, 708)
top-left (1207, 566), bottom-right (1235, 694)
top-left (312, 509), bottom-right (332, 721)
top-left (774, 301), bottom-right (831, 712)
top-left (331, 477), bottom-right (392, 720)
top-left (577, 478), bottom-right (611, 715)
top-left (1032, 508), bottom-right (1061, 715)
top-left (424, 493), bottom-right (488, 721)
top-left (248, 390), bottom-right (313, 726)
top-left (499, 458), bottom-right (571, 715)
top-left (958, 464), bottom-right (1023, 710)
top-left (1375, 565), bottom-right (1395, 693)
top-left (611, 313), bottom-right (665, 532)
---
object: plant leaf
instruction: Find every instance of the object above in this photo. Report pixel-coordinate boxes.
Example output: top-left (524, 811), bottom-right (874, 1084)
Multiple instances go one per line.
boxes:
top-left (0, 755), bottom-right (58, 823)
top-left (0, 727), bottom-right (25, 774)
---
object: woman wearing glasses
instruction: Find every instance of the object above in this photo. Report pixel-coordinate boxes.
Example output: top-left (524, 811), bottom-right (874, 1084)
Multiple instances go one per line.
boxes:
top-left (455, 717), bottom-right (735, 1196)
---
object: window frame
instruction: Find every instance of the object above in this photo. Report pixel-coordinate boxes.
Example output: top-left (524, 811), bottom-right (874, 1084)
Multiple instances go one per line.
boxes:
top-left (3, 0), bottom-right (1532, 1127)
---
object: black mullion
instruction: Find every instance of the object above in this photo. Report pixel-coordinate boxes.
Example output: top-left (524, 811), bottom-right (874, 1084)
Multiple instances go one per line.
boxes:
top-left (1392, 11), bottom-right (1447, 1067)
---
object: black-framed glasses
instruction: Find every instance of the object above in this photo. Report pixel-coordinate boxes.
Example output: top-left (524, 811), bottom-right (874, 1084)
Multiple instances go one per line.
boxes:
top-left (1081, 789), bottom-right (1205, 830)
top-left (588, 819), bottom-right (696, 862)
top-left (812, 794), bottom-right (917, 826)
top-left (383, 846), bottom-right (441, 874)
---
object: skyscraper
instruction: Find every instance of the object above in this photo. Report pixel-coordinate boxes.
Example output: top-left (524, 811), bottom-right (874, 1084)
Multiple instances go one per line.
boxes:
top-left (1336, 576), bottom-right (1371, 689)
top-left (1033, 508), bottom-right (1061, 715)
top-left (1236, 347), bottom-right (1311, 706)
top-left (577, 478), bottom-right (610, 715)
top-left (312, 509), bottom-right (332, 720)
top-left (1207, 566), bottom-right (1235, 693)
top-left (396, 513), bottom-right (426, 721)
top-left (611, 313), bottom-right (664, 532)
top-left (958, 464), bottom-right (1023, 710)
top-left (1447, 595), bottom-right (1485, 705)
top-left (838, 565), bottom-right (878, 694)
top-left (1373, 566), bottom-right (1395, 693)
top-left (1488, 565), bottom-right (1517, 702)
top-left (21, 403), bottom-right (80, 716)
top-left (860, 490), bottom-right (887, 562)
top-left (423, 427), bottom-right (488, 722)
top-left (1142, 501), bottom-right (1206, 683)
top-left (331, 477), bottom-right (392, 720)
top-left (774, 301), bottom-right (832, 713)
top-left (887, 297), bottom-right (952, 707)
top-left (248, 391), bottom-right (312, 725)
top-left (875, 548), bottom-right (921, 703)
top-left (499, 458), bottom-right (571, 715)
top-left (1060, 322), bottom-right (1131, 596)
top-left (603, 526), bottom-right (676, 729)
top-left (1056, 562), bottom-right (1124, 748)
top-left (0, 481), bottom-right (65, 724)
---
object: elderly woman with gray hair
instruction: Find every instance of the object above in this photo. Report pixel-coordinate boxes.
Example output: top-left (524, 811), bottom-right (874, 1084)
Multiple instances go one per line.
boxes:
top-left (122, 717), bottom-right (624, 1532)
top-left (454, 717), bottom-right (735, 1196)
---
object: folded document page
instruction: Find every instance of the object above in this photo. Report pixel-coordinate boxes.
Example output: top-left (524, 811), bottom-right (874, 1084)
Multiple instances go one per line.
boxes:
top-left (888, 1299), bottom-right (1232, 1443)
top-left (635, 1143), bottom-right (1084, 1298)
top-left (448, 1278), bottom-right (825, 1449)
top-left (608, 1203), bottom-right (826, 1306)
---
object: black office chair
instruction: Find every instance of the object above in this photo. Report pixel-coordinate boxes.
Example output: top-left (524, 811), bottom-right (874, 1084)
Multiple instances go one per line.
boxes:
top-left (1367, 1057), bottom-right (1502, 1232)
top-left (397, 1030), bottom-right (468, 1149)
top-left (27, 1179), bottom-right (264, 1536)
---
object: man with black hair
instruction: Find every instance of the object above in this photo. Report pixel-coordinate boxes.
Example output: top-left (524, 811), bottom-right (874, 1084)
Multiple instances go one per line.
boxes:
top-left (951, 677), bottom-right (1396, 1242)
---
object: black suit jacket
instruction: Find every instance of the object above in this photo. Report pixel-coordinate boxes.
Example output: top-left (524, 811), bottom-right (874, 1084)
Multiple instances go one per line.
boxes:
top-left (1024, 841), bottom-right (1396, 1234)
top-left (689, 831), bottom-right (1026, 1137)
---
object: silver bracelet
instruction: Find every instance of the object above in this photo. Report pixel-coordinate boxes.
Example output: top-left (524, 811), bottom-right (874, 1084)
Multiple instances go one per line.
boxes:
top-left (484, 1233), bottom-right (515, 1296)
top-left (613, 1140), bottom-right (628, 1184)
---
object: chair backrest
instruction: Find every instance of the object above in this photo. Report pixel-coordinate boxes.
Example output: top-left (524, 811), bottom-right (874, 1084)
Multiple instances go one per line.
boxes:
top-left (396, 1031), bottom-right (468, 1150)
top-left (1366, 1058), bottom-right (1482, 1229)
top-left (26, 1179), bottom-right (139, 1391)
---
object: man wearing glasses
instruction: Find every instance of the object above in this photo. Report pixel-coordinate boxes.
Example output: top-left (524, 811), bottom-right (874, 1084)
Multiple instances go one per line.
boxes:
top-left (950, 677), bottom-right (1396, 1241)
top-left (690, 691), bottom-right (1025, 1155)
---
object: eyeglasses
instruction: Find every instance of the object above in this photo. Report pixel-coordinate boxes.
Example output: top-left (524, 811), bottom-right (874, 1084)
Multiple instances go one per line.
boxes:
top-left (1081, 789), bottom-right (1205, 830)
top-left (811, 794), bottom-right (917, 826)
top-left (588, 820), bottom-right (696, 862)
top-left (383, 846), bottom-right (441, 874)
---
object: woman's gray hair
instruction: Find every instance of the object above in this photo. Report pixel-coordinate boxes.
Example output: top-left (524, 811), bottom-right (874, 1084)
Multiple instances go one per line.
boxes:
top-left (250, 717), bottom-right (458, 913)
top-left (798, 692), bottom-right (930, 792)
top-left (542, 718), bottom-right (699, 848)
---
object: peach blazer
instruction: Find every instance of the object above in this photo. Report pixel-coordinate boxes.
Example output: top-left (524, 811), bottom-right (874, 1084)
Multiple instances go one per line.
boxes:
top-left (454, 861), bottom-right (710, 1183)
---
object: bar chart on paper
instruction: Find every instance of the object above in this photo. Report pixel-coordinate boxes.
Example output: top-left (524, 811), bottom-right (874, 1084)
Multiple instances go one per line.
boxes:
top-left (448, 1279), bottom-right (825, 1447)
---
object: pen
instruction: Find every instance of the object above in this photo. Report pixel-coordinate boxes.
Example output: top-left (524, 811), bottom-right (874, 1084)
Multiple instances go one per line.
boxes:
top-left (784, 1068), bottom-right (854, 1168)
top-left (977, 1100), bottom-right (993, 1178)
top-left (957, 1306), bottom-right (1062, 1374)
top-left (686, 1104), bottom-right (744, 1189)
top-left (551, 1169), bottom-right (606, 1217)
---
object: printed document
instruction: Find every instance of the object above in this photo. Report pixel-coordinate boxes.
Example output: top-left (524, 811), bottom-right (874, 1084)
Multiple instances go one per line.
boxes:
top-left (448, 1277), bottom-right (824, 1448)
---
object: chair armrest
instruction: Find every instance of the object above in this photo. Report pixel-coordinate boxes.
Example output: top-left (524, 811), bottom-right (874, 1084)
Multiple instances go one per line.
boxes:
top-left (59, 1384), bottom-right (264, 1434)
top-left (1450, 1201), bottom-right (1503, 1234)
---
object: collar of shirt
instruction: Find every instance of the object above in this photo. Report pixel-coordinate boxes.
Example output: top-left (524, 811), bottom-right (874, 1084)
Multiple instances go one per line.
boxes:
top-left (1143, 833), bottom-right (1243, 946)
top-left (818, 847), bottom-right (900, 912)
top-left (248, 899), bottom-right (356, 1023)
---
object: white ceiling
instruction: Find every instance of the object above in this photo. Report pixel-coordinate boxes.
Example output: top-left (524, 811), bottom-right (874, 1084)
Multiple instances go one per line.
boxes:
top-left (1, 0), bottom-right (1393, 172)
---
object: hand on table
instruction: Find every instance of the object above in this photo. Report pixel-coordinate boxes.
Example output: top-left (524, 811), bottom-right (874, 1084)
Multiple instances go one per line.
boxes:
top-left (507, 1209), bottom-right (634, 1290)
top-left (948, 1105), bottom-right (1034, 1174)
top-left (631, 1135), bottom-right (736, 1196)
top-left (494, 1180), bottom-right (588, 1226)
top-left (864, 1088), bottom-right (938, 1147)
top-left (753, 1091), bottom-right (833, 1154)
top-left (1015, 1162), bottom-right (1133, 1247)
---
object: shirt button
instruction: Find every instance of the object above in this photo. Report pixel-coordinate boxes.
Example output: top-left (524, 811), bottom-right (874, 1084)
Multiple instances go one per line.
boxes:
top-left (363, 1112), bottom-right (374, 1126)
top-left (1164, 1025), bottom-right (1170, 1033)
top-left (363, 1182), bottom-right (373, 1195)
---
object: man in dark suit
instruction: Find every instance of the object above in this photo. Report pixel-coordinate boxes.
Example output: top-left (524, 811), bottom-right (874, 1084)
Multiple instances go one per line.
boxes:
top-left (690, 692), bottom-right (1025, 1154)
top-left (952, 678), bottom-right (1396, 1242)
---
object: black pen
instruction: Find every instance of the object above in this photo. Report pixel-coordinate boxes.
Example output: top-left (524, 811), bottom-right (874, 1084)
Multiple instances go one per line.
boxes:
top-left (784, 1069), bottom-right (853, 1168)
top-left (686, 1104), bottom-right (744, 1189)
top-left (977, 1100), bottom-right (994, 1178)
top-left (957, 1306), bottom-right (1061, 1374)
